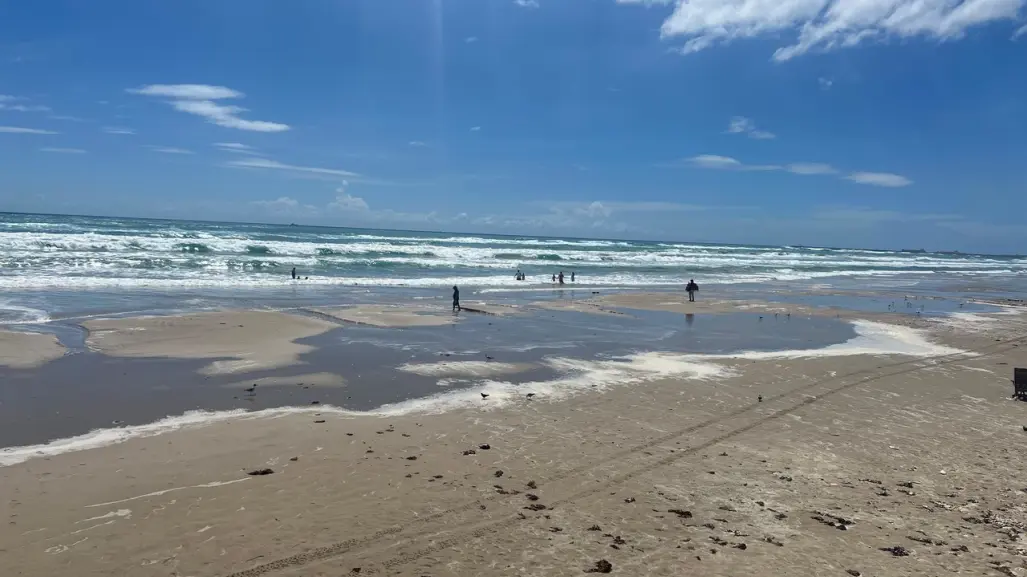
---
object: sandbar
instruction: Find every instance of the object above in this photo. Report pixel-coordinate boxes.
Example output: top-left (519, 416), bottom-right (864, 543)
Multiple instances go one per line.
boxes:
top-left (0, 330), bottom-right (65, 368)
top-left (313, 304), bottom-right (456, 327)
top-left (83, 310), bottom-right (337, 375)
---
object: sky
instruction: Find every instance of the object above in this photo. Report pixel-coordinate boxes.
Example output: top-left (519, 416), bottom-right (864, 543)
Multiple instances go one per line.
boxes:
top-left (1, 0), bottom-right (1027, 253)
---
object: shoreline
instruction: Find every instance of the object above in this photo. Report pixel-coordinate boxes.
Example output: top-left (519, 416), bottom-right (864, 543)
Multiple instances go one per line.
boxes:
top-left (0, 300), bottom-right (1001, 463)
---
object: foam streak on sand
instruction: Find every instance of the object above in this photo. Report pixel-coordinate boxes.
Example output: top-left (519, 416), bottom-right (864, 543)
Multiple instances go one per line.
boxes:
top-left (0, 320), bottom-right (963, 467)
top-left (85, 479), bottom-right (250, 508)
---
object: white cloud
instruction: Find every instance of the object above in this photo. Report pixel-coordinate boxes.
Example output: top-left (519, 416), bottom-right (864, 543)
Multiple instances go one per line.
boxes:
top-left (328, 189), bottom-right (370, 212)
top-left (39, 147), bottom-right (86, 154)
top-left (128, 84), bottom-right (289, 133)
top-left (0, 95), bottom-right (18, 102)
top-left (408, 140), bottom-right (428, 147)
top-left (726, 116), bottom-right (755, 134)
top-left (688, 154), bottom-right (744, 169)
top-left (465, 36), bottom-right (479, 43)
top-left (50, 115), bottom-right (88, 122)
top-left (845, 171), bottom-right (913, 187)
top-left (726, 116), bottom-right (776, 139)
top-left (0, 126), bottom-right (58, 134)
top-left (127, 84), bottom-right (243, 100)
top-left (214, 142), bottom-right (260, 154)
top-left (620, 0), bottom-right (1025, 60)
top-left (103, 126), bottom-right (135, 135)
top-left (514, 0), bottom-right (540, 7)
top-left (786, 162), bottom-right (837, 175)
top-left (170, 99), bottom-right (289, 132)
top-left (251, 196), bottom-right (311, 215)
top-left (470, 126), bottom-right (481, 131)
top-left (149, 146), bottom-right (194, 154)
top-left (545, 200), bottom-right (738, 214)
top-left (226, 157), bottom-right (359, 177)
top-left (214, 142), bottom-right (252, 150)
top-left (818, 77), bottom-right (834, 90)
top-left (1015, 23), bottom-right (1027, 37)
top-left (686, 154), bottom-right (908, 186)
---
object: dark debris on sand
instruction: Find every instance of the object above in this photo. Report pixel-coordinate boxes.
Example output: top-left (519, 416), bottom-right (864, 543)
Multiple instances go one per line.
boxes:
top-left (880, 545), bottom-right (910, 556)
top-left (247, 468), bottom-right (274, 476)
top-left (585, 559), bottom-right (613, 573)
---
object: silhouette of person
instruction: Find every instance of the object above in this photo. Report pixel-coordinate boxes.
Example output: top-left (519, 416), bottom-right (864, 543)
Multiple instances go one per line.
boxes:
top-left (452, 286), bottom-right (461, 311)
top-left (686, 279), bottom-right (699, 302)
top-left (571, 272), bottom-right (575, 282)
top-left (291, 267), bottom-right (297, 280)
top-left (558, 271), bottom-right (564, 285)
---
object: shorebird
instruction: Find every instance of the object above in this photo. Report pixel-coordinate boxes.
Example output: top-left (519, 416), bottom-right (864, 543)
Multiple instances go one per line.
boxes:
top-left (758, 395), bottom-right (763, 403)
top-left (485, 355), bottom-right (494, 361)
top-left (244, 384), bottom-right (257, 393)
top-left (480, 392), bottom-right (489, 399)
top-left (526, 393), bottom-right (536, 399)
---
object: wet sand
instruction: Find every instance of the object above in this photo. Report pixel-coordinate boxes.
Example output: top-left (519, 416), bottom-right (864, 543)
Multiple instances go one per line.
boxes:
top-left (0, 329), bottom-right (65, 368)
top-left (1, 294), bottom-right (1026, 576)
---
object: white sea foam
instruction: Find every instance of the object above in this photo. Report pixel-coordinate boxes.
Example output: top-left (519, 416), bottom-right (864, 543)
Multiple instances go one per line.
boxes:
top-left (698, 320), bottom-right (966, 360)
top-left (0, 300), bottom-right (51, 324)
top-left (932, 312), bottom-right (1002, 333)
top-left (398, 361), bottom-right (531, 378)
top-left (0, 320), bottom-right (974, 467)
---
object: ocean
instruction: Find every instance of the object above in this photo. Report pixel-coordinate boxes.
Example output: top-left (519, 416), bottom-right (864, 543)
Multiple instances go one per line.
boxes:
top-left (1, 211), bottom-right (1025, 323)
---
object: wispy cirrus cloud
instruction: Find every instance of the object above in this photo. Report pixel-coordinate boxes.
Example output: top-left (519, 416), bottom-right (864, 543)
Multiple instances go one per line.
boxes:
top-left (128, 84), bottom-right (289, 133)
top-left (618, 0), bottom-right (1026, 60)
top-left (103, 126), bottom-right (135, 135)
top-left (226, 157), bottom-right (359, 177)
top-left (844, 171), bottom-right (913, 187)
top-left (39, 147), bottom-right (86, 154)
top-left (148, 146), bottom-right (194, 155)
top-left (213, 142), bottom-right (260, 154)
top-left (408, 140), bottom-right (428, 147)
top-left (0, 103), bottom-right (50, 112)
top-left (0, 126), bottom-right (57, 134)
top-left (514, 0), bottom-right (540, 7)
top-left (684, 154), bottom-right (909, 186)
top-left (0, 94), bottom-right (50, 112)
top-left (726, 116), bottom-right (775, 140)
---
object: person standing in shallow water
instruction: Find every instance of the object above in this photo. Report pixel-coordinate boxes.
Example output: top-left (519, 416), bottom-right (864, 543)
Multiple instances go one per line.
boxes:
top-left (686, 279), bottom-right (699, 302)
top-left (291, 267), bottom-right (297, 280)
top-left (452, 285), bottom-right (460, 312)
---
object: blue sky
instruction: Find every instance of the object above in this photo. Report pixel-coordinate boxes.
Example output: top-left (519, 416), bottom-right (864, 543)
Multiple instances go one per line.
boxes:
top-left (1, 0), bottom-right (1026, 253)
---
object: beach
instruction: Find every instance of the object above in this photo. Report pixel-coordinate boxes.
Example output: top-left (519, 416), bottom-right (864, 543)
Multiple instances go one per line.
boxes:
top-left (2, 288), bottom-right (1026, 577)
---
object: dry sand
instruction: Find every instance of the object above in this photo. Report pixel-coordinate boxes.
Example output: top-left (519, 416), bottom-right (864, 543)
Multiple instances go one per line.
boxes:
top-left (83, 311), bottom-right (338, 375)
top-left (312, 304), bottom-right (457, 327)
top-left (0, 330), bottom-right (65, 368)
top-left (3, 303), bottom-right (1027, 576)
